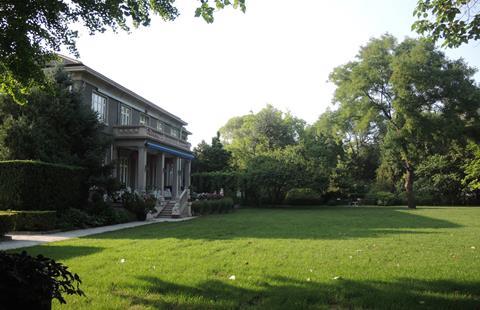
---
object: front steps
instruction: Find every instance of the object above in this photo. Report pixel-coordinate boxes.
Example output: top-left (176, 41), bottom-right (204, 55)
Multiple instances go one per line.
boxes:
top-left (157, 201), bottom-right (176, 218)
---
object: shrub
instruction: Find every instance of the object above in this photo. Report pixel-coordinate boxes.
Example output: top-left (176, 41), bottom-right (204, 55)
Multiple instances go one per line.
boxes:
top-left (192, 172), bottom-right (239, 197)
top-left (284, 188), bottom-right (323, 205)
top-left (56, 208), bottom-right (97, 230)
top-left (0, 251), bottom-right (84, 309)
top-left (191, 198), bottom-right (234, 215)
top-left (0, 212), bottom-right (14, 238)
top-left (375, 191), bottom-right (397, 206)
top-left (122, 191), bottom-right (156, 221)
top-left (0, 160), bottom-right (86, 211)
top-left (11, 211), bottom-right (57, 231)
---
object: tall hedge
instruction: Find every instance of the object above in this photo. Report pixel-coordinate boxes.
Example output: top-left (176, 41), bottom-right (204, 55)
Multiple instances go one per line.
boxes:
top-left (0, 160), bottom-right (86, 211)
top-left (191, 171), bottom-right (239, 196)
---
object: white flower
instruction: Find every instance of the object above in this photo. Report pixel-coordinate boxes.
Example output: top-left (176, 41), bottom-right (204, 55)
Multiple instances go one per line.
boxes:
top-left (228, 275), bottom-right (236, 280)
top-left (306, 278), bottom-right (311, 282)
top-left (471, 246), bottom-right (476, 249)
top-left (333, 276), bottom-right (342, 280)
top-left (120, 258), bottom-right (126, 263)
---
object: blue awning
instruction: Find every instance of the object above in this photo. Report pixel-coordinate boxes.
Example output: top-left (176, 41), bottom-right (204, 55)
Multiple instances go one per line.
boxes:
top-left (146, 142), bottom-right (195, 160)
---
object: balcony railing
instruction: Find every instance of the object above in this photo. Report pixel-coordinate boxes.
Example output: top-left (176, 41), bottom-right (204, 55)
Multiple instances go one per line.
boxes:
top-left (113, 125), bottom-right (191, 151)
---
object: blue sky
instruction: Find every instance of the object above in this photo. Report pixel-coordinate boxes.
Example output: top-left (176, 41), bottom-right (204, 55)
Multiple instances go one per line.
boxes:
top-left (65, 0), bottom-right (480, 146)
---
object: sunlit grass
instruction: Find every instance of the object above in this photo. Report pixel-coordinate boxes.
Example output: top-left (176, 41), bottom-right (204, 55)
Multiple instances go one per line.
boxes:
top-left (17, 206), bottom-right (480, 309)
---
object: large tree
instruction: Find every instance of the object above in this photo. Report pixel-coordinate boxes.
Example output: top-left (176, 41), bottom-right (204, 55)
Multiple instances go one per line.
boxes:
top-left (412, 0), bottom-right (480, 47)
top-left (219, 104), bottom-right (305, 169)
top-left (0, 68), bottom-right (110, 175)
top-left (329, 34), bottom-right (480, 208)
top-left (0, 0), bottom-right (246, 104)
top-left (192, 132), bottom-right (231, 173)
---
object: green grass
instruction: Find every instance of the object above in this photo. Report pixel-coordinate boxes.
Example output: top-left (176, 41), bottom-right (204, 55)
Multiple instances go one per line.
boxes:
top-left (15, 207), bottom-right (480, 309)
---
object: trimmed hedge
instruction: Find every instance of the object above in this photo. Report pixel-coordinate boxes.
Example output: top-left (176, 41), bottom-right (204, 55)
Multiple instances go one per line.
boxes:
top-left (0, 211), bottom-right (57, 232)
top-left (192, 172), bottom-right (239, 196)
top-left (0, 212), bottom-right (15, 237)
top-left (284, 188), bottom-right (323, 205)
top-left (0, 160), bottom-right (86, 211)
top-left (191, 198), bottom-right (234, 215)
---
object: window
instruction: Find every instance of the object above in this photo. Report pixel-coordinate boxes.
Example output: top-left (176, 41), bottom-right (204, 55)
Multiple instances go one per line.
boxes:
top-left (171, 127), bottom-right (180, 138)
top-left (156, 121), bottom-right (163, 132)
top-left (119, 158), bottom-right (129, 186)
top-left (140, 114), bottom-right (149, 126)
top-left (120, 105), bottom-right (132, 125)
top-left (91, 93), bottom-right (107, 123)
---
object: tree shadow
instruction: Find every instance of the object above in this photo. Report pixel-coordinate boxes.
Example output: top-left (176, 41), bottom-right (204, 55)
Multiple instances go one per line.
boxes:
top-left (92, 207), bottom-right (462, 241)
top-left (18, 245), bottom-right (105, 261)
top-left (113, 275), bottom-right (480, 309)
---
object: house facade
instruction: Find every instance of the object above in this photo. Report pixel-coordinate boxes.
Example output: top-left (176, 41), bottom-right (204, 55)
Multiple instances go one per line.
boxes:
top-left (60, 55), bottom-right (193, 200)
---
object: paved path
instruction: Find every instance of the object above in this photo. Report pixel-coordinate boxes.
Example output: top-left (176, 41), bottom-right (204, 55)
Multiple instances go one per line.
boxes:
top-left (0, 217), bottom-right (196, 251)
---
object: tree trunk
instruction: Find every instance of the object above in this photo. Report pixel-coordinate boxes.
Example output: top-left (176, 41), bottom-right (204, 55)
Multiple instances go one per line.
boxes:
top-left (404, 165), bottom-right (416, 209)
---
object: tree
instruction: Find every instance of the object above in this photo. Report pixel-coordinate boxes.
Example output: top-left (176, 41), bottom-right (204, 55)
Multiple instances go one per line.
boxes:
top-left (0, 0), bottom-right (246, 104)
top-left (329, 34), bottom-right (480, 208)
top-left (412, 0), bottom-right (480, 47)
top-left (192, 132), bottom-right (231, 173)
top-left (219, 104), bottom-right (305, 169)
top-left (0, 68), bottom-right (110, 175)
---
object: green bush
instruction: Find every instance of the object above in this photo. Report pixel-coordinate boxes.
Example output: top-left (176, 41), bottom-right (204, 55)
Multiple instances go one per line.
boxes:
top-left (12, 211), bottom-right (57, 231)
top-left (0, 212), bottom-right (14, 237)
top-left (56, 208), bottom-right (97, 230)
top-left (191, 198), bottom-right (234, 215)
top-left (122, 191), bottom-right (156, 221)
top-left (284, 188), bottom-right (323, 205)
top-left (192, 172), bottom-right (239, 196)
top-left (375, 191), bottom-right (397, 206)
top-left (0, 160), bottom-right (86, 211)
top-left (0, 251), bottom-right (85, 308)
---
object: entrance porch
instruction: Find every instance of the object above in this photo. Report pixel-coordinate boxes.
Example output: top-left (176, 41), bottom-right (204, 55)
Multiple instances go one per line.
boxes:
top-left (112, 143), bottom-right (192, 199)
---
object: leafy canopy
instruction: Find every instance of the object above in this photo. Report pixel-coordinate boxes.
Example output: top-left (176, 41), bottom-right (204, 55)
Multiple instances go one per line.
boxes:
top-left (412, 0), bottom-right (480, 47)
top-left (0, 0), bottom-right (246, 104)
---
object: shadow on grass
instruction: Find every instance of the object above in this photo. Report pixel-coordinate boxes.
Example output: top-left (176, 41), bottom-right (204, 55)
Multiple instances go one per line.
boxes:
top-left (114, 275), bottom-right (480, 309)
top-left (93, 207), bottom-right (462, 241)
top-left (20, 245), bottom-right (105, 261)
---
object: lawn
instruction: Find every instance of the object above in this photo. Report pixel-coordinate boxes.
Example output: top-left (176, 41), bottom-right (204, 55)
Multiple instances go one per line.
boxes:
top-left (16, 207), bottom-right (480, 309)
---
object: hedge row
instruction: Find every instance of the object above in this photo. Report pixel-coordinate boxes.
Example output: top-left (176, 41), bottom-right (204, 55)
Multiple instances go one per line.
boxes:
top-left (0, 211), bottom-right (57, 233)
top-left (0, 212), bottom-right (15, 237)
top-left (191, 172), bottom-right (239, 196)
top-left (191, 198), bottom-right (234, 215)
top-left (0, 160), bottom-right (86, 211)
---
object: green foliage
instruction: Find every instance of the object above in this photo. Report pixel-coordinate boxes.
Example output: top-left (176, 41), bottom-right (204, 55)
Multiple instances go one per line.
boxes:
top-left (0, 0), bottom-right (245, 104)
top-left (9, 211), bottom-right (57, 231)
top-left (0, 251), bottom-right (84, 307)
top-left (370, 191), bottom-right (398, 206)
top-left (0, 160), bottom-right (86, 211)
top-left (463, 142), bottom-right (480, 191)
top-left (284, 188), bottom-right (323, 205)
top-left (220, 105), bottom-right (305, 169)
top-left (0, 212), bottom-right (14, 237)
top-left (192, 171), bottom-right (239, 196)
top-left (412, 0), bottom-right (480, 47)
top-left (122, 192), bottom-right (156, 221)
top-left (56, 208), bottom-right (98, 230)
top-left (0, 69), bottom-right (111, 177)
top-left (330, 34), bottom-right (480, 208)
top-left (192, 132), bottom-right (231, 173)
top-left (191, 198), bottom-right (234, 215)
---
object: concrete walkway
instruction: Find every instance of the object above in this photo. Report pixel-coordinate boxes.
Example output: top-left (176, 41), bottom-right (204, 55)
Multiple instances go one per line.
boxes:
top-left (0, 217), bottom-right (196, 251)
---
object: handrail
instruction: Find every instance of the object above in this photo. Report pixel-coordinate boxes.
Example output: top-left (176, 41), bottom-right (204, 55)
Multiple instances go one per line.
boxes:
top-left (172, 189), bottom-right (191, 217)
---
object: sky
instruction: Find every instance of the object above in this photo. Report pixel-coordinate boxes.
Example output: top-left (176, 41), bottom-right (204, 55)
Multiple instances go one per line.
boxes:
top-left (64, 0), bottom-right (480, 147)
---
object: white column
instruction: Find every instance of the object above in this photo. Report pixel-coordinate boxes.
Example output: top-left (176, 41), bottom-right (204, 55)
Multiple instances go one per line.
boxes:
top-left (137, 146), bottom-right (147, 192)
top-left (172, 157), bottom-right (179, 199)
top-left (155, 153), bottom-right (165, 196)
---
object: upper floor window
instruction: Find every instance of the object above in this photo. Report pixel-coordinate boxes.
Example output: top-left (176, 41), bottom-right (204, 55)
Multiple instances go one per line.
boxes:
top-left (140, 114), bottom-right (149, 126)
top-left (156, 121), bottom-right (163, 132)
top-left (171, 127), bottom-right (180, 138)
top-left (120, 105), bottom-right (132, 125)
top-left (92, 93), bottom-right (107, 123)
